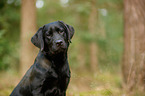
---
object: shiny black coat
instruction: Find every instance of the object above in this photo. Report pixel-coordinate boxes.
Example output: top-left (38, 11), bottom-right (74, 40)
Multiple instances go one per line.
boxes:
top-left (10, 21), bottom-right (74, 96)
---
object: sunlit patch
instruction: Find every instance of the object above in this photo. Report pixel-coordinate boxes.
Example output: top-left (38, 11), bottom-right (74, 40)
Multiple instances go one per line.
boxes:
top-left (36, 0), bottom-right (44, 8)
top-left (99, 9), bottom-right (108, 16)
top-left (7, 0), bottom-right (14, 4)
top-left (60, 0), bottom-right (69, 7)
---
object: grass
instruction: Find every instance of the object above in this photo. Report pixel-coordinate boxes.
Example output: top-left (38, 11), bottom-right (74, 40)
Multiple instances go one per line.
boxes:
top-left (0, 69), bottom-right (124, 96)
top-left (67, 70), bottom-right (123, 96)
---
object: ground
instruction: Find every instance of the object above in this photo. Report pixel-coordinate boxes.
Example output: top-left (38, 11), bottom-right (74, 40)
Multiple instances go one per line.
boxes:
top-left (0, 69), bottom-right (124, 96)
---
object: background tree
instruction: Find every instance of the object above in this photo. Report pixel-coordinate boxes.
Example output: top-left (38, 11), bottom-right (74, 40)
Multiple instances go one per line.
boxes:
top-left (20, 0), bottom-right (37, 75)
top-left (88, 0), bottom-right (98, 72)
top-left (123, 0), bottom-right (145, 95)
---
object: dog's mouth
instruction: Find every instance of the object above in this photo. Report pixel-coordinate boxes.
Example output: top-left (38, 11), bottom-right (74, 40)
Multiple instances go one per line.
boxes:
top-left (56, 47), bottom-right (66, 52)
top-left (50, 46), bottom-right (67, 54)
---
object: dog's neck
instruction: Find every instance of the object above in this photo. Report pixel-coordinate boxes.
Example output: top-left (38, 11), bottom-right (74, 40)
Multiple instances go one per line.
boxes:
top-left (36, 51), bottom-right (70, 77)
top-left (51, 52), bottom-right (68, 68)
top-left (41, 51), bottom-right (68, 68)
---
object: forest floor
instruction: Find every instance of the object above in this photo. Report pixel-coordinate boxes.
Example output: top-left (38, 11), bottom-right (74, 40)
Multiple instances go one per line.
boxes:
top-left (0, 69), bottom-right (124, 96)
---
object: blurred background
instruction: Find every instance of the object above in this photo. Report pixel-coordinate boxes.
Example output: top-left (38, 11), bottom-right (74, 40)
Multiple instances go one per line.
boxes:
top-left (0, 0), bottom-right (144, 96)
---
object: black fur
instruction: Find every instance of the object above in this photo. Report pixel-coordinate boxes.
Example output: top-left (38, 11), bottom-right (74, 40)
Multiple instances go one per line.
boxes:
top-left (10, 21), bottom-right (74, 96)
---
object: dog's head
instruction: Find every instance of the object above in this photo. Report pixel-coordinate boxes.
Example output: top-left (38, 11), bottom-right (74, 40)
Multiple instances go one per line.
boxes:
top-left (31, 21), bottom-right (74, 55)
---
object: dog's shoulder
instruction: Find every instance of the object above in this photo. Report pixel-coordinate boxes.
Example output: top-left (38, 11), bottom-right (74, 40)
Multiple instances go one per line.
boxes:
top-left (33, 52), bottom-right (58, 78)
top-left (35, 51), bottom-right (52, 71)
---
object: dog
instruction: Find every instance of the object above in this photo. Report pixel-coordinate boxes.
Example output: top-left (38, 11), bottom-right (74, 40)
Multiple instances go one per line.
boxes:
top-left (10, 21), bottom-right (74, 96)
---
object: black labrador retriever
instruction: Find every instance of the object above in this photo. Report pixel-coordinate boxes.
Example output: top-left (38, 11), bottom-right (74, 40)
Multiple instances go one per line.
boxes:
top-left (10, 21), bottom-right (74, 96)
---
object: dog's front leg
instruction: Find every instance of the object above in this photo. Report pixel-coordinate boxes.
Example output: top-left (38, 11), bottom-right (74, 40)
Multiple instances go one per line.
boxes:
top-left (32, 88), bottom-right (44, 96)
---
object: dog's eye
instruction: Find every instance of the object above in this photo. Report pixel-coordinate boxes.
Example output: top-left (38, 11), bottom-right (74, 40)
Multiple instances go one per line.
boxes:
top-left (46, 33), bottom-right (50, 36)
top-left (59, 30), bottom-right (64, 34)
top-left (46, 32), bottom-right (52, 38)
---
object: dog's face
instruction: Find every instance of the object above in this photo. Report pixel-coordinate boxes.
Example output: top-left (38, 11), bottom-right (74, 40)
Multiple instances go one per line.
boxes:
top-left (43, 22), bottom-right (68, 54)
top-left (31, 21), bottom-right (74, 55)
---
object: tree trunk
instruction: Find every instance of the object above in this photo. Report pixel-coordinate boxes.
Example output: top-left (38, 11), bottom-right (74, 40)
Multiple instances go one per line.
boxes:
top-left (20, 0), bottom-right (37, 76)
top-left (123, 0), bottom-right (145, 95)
top-left (88, 0), bottom-right (98, 72)
top-left (77, 43), bottom-right (86, 69)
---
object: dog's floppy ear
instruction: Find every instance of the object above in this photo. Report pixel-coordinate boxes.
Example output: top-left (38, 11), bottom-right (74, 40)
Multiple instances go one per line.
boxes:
top-left (58, 21), bottom-right (74, 43)
top-left (66, 24), bottom-right (75, 42)
top-left (31, 27), bottom-right (44, 51)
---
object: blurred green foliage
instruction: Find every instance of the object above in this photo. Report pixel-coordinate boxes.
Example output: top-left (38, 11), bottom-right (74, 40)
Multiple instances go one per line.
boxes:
top-left (0, 0), bottom-right (123, 71)
top-left (0, 0), bottom-right (20, 70)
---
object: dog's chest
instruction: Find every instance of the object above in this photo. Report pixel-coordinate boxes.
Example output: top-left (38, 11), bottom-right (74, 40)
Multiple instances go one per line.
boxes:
top-left (41, 68), bottom-right (70, 93)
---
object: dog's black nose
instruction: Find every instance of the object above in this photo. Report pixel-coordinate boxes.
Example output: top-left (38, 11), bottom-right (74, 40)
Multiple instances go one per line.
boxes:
top-left (56, 40), bottom-right (63, 46)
